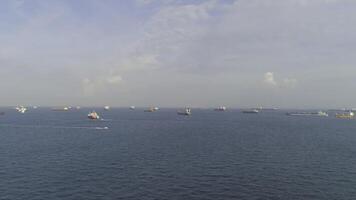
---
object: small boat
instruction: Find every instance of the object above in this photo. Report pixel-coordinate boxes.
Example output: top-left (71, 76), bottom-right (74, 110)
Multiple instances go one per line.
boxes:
top-left (177, 108), bottom-right (191, 116)
top-left (336, 111), bottom-right (354, 119)
top-left (129, 106), bottom-right (135, 110)
top-left (242, 109), bottom-right (259, 114)
top-left (104, 106), bottom-right (110, 111)
top-left (88, 111), bottom-right (100, 120)
top-left (214, 106), bottom-right (227, 111)
top-left (16, 106), bottom-right (27, 113)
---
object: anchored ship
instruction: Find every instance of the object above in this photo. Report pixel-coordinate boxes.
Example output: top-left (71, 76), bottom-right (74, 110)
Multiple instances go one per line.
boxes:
top-left (177, 108), bottom-right (191, 116)
top-left (215, 106), bottom-right (227, 111)
top-left (287, 111), bottom-right (328, 117)
top-left (16, 106), bottom-right (27, 113)
top-left (52, 107), bottom-right (70, 111)
top-left (242, 109), bottom-right (259, 114)
top-left (335, 111), bottom-right (354, 119)
top-left (88, 111), bottom-right (100, 120)
top-left (145, 107), bottom-right (159, 112)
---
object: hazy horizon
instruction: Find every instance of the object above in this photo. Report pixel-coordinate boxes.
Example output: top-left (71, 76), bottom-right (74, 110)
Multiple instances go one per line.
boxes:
top-left (1, 0), bottom-right (356, 108)
top-left (1, 105), bottom-right (355, 111)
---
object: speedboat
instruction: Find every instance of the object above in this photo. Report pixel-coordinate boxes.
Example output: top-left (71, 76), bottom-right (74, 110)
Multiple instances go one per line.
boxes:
top-left (104, 106), bottom-right (110, 111)
top-left (88, 111), bottom-right (100, 120)
top-left (129, 106), bottom-right (135, 110)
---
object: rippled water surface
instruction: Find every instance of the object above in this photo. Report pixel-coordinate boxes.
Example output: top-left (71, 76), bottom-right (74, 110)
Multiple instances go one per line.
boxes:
top-left (1, 108), bottom-right (356, 199)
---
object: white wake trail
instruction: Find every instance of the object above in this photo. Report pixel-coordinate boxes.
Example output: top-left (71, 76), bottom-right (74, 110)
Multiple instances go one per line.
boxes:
top-left (0, 124), bottom-right (109, 130)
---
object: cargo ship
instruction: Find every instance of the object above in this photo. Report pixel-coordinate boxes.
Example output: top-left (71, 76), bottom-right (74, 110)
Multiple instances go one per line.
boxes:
top-left (52, 107), bottom-right (70, 111)
top-left (335, 111), bottom-right (354, 119)
top-left (242, 109), bottom-right (259, 114)
top-left (287, 111), bottom-right (328, 117)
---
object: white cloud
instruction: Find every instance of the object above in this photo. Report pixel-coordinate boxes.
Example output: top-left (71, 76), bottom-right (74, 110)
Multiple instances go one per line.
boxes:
top-left (128, 0), bottom-right (219, 72)
top-left (282, 78), bottom-right (297, 88)
top-left (264, 72), bottom-right (277, 86)
top-left (82, 74), bottom-right (123, 96)
top-left (2, 0), bottom-right (356, 107)
top-left (263, 72), bottom-right (297, 88)
top-left (135, 0), bottom-right (173, 6)
top-left (136, 0), bottom-right (154, 5)
top-left (121, 54), bottom-right (159, 71)
top-left (106, 75), bottom-right (122, 84)
top-left (82, 78), bottom-right (96, 96)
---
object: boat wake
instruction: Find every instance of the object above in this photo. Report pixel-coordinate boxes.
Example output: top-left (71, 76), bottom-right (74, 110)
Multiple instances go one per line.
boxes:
top-left (0, 124), bottom-right (109, 130)
top-left (100, 118), bottom-right (113, 121)
top-left (94, 126), bottom-right (109, 130)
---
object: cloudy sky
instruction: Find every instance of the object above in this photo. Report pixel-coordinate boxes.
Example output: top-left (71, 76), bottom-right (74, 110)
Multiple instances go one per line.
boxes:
top-left (0, 0), bottom-right (355, 108)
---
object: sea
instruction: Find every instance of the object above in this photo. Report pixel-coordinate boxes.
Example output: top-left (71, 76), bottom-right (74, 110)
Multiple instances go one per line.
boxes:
top-left (1, 108), bottom-right (356, 200)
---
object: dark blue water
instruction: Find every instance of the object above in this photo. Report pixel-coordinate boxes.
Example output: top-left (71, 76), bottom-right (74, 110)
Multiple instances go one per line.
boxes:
top-left (1, 108), bottom-right (356, 200)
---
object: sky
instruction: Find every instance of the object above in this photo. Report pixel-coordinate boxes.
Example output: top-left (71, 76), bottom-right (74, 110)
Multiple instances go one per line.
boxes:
top-left (0, 0), bottom-right (355, 108)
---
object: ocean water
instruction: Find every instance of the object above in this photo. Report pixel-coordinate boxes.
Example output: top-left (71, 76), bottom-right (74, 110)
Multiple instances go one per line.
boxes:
top-left (1, 108), bottom-right (356, 200)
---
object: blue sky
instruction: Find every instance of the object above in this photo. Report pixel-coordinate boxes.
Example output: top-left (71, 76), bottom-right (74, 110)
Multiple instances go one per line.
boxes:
top-left (0, 0), bottom-right (356, 108)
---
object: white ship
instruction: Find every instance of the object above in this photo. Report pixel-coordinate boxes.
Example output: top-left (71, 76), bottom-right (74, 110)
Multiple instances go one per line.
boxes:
top-left (16, 106), bottom-right (27, 114)
top-left (242, 109), bottom-right (259, 114)
top-left (215, 106), bottom-right (227, 111)
top-left (177, 108), bottom-right (191, 116)
top-left (88, 111), bottom-right (100, 120)
top-left (144, 107), bottom-right (156, 112)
